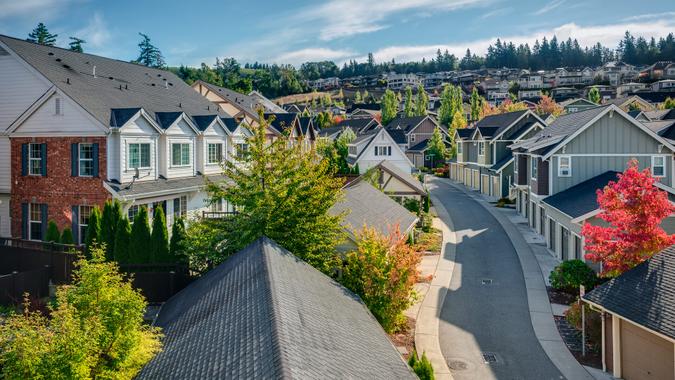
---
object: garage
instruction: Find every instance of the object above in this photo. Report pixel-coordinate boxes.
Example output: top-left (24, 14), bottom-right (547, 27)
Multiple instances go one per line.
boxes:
top-left (472, 170), bottom-right (479, 190)
top-left (481, 174), bottom-right (489, 195)
top-left (620, 319), bottom-right (674, 380)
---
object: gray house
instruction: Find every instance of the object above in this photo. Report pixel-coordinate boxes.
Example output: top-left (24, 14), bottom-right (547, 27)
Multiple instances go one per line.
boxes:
top-left (449, 110), bottom-right (546, 199)
top-left (510, 104), bottom-right (675, 262)
top-left (384, 115), bottom-right (448, 168)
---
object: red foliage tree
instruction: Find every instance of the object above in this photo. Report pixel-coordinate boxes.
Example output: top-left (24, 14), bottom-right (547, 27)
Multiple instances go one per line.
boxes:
top-left (582, 160), bottom-right (675, 277)
top-left (332, 115), bottom-right (344, 125)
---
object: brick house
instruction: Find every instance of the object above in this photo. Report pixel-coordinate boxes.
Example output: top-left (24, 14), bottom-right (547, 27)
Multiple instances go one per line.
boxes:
top-left (0, 35), bottom-right (233, 242)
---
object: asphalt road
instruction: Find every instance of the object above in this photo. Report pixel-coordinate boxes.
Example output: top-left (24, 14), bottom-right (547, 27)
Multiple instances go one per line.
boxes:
top-left (428, 178), bottom-right (564, 380)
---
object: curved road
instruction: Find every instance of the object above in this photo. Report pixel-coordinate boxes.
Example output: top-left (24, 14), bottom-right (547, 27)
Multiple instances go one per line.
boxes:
top-left (428, 178), bottom-right (564, 380)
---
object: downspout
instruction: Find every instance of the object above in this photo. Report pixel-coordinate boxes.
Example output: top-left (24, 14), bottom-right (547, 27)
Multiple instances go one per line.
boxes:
top-left (601, 311), bottom-right (606, 372)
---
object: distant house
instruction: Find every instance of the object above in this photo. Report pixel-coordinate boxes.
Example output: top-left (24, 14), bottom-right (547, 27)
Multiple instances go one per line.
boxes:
top-left (334, 117), bottom-right (381, 135)
top-left (603, 95), bottom-right (655, 112)
top-left (137, 237), bottom-right (415, 380)
top-left (192, 80), bottom-right (286, 123)
top-left (347, 128), bottom-right (414, 174)
top-left (350, 160), bottom-right (427, 203)
top-left (387, 73), bottom-right (421, 90)
top-left (560, 98), bottom-right (597, 113)
top-left (651, 79), bottom-right (675, 92)
top-left (583, 245), bottom-right (675, 380)
top-left (383, 115), bottom-right (447, 168)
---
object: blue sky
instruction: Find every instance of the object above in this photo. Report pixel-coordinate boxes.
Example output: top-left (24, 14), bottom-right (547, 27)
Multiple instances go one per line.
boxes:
top-left (1, 0), bottom-right (674, 67)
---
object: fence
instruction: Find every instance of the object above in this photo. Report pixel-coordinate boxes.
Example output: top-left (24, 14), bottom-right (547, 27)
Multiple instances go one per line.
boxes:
top-left (0, 266), bottom-right (50, 305)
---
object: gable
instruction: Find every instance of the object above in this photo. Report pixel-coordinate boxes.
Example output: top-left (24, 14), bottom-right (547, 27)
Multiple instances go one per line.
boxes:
top-left (12, 92), bottom-right (106, 136)
top-left (202, 122), bottom-right (228, 137)
top-left (165, 118), bottom-right (197, 136)
top-left (121, 113), bottom-right (159, 135)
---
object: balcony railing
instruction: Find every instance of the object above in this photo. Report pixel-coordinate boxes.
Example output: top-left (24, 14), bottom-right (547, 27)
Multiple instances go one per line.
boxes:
top-left (202, 211), bottom-right (238, 219)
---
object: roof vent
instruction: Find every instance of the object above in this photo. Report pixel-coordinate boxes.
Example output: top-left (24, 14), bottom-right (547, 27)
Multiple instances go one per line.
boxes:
top-left (66, 78), bottom-right (70, 85)
top-left (125, 84), bottom-right (128, 90)
top-left (164, 81), bottom-right (168, 89)
top-left (151, 83), bottom-right (156, 86)
top-left (55, 58), bottom-right (61, 62)
top-left (62, 64), bottom-right (71, 69)
top-left (109, 76), bottom-right (113, 80)
top-left (93, 65), bottom-right (96, 78)
top-left (48, 52), bottom-right (54, 56)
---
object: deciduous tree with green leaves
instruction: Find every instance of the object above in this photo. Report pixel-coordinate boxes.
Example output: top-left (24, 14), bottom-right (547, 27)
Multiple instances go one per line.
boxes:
top-left (416, 85), bottom-right (429, 116)
top-left (588, 86), bottom-right (601, 104)
top-left (404, 86), bottom-right (415, 117)
top-left (27, 23), bottom-right (57, 46)
top-left (425, 127), bottom-right (447, 168)
top-left (381, 89), bottom-right (399, 125)
top-left (354, 90), bottom-right (362, 103)
top-left (151, 206), bottom-right (170, 263)
top-left (470, 87), bottom-right (482, 121)
top-left (438, 84), bottom-right (454, 126)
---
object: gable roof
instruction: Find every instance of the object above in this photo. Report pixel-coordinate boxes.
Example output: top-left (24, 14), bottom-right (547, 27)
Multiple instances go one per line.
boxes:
top-left (137, 237), bottom-right (414, 379)
top-left (0, 35), bottom-right (223, 130)
top-left (384, 115), bottom-right (429, 134)
top-left (220, 117), bottom-right (240, 133)
top-left (559, 98), bottom-right (597, 108)
top-left (455, 128), bottom-right (474, 140)
top-left (265, 113), bottom-right (299, 135)
top-left (583, 245), bottom-right (675, 341)
top-left (541, 171), bottom-right (619, 219)
top-left (334, 117), bottom-right (380, 134)
top-left (374, 160), bottom-right (426, 195)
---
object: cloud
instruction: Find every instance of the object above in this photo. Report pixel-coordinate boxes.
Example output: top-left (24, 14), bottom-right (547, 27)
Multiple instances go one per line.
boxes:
top-left (274, 48), bottom-right (357, 65)
top-left (479, 7), bottom-right (511, 19)
top-left (0, 0), bottom-right (80, 20)
top-left (622, 11), bottom-right (675, 21)
top-left (72, 13), bottom-right (110, 48)
top-left (531, 0), bottom-right (565, 16)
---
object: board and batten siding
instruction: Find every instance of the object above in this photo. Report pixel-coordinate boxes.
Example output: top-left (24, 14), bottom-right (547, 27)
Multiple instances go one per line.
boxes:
top-left (408, 118), bottom-right (439, 148)
top-left (356, 130), bottom-right (413, 174)
top-left (0, 47), bottom-right (50, 130)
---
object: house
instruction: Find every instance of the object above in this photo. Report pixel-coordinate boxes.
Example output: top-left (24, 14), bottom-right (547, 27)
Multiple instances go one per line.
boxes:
top-left (616, 82), bottom-right (648, 97)
top-left (560, 98), bottom-right (597, 113)
top-left (449, 110), bottom-right (546, 199)
top-left (383, 115), bottom-right (447, 168)
top-left (333, 117), bottom-right (381, 135)
top-left (330, 181), bottom-right (418, 252)
top-left (583, 245), bottom-right (675, 380)
top-left (518, 89), bottom-right (542, 100)
top-left (191, 80), bottom-right (263, 123)
top-left (640, 61), bottom-right (673, 81)
top-left (603, 95), bottom-right (655, 112)
top-left (0, 35), bottom-right (231, 242)
top-left (651, 79), bottom-right (675, 92)
top-left (509, 104), bottom-right (675, 262)
top-left (350, 160), bottom-right (427, 203)
top-left (137, 237), bottom-right (416, 380)
top-left (222, 117), bottom-right (253, 163)
top-left (387, 73), bottom-right (421, 90)
top-left (347, 128), bottom-right (414, 174)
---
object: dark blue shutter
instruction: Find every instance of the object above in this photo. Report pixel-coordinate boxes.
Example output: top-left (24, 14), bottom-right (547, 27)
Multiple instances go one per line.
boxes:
top-left (72, 206), bottom-right (79, 244)
top-left (92, 143), bottom-right (99, 177)
top-left (21, 144), bottom-right (28, 176)
top-left (71, 143), bottom-right (78, 176)
top-left (40, 143), bottom-right (47, 176)
top-left (40, 204), bottom-right (48, 240)
top-left (21, 203), bottom-right (28, 239)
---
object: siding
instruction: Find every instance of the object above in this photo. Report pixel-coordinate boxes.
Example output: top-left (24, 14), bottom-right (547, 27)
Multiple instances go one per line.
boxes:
top-left (199, 124), bottom-right (229, 175)
top-left (358, 131), bottom-right (412, 173)
top-left (408, 118), bottom-right (438, 148)
top-left (119, 115), bottom-right (159, 183)
top-left (0, 136), bottom-right (10, 192)
top-left (12, 93), bottom-right (105, 136)
top-left (0, 194), bottom-right (10, 238)
top-left (516, 155), bottom-right (527, 185)
top-left (0, 49), bottom-right (50, 130)
top-left (160, 120), bottom-right (197, 179)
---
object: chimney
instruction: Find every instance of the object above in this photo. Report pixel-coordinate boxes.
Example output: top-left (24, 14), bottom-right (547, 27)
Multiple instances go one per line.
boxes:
top-left (93, 65), bottom-right (97, 78)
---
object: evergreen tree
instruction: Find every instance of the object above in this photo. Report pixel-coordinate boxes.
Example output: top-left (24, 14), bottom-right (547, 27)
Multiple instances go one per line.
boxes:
top-left (362, 90), bottom-right (370, 103)
top-left (84, 207), bottom-right (102, 258)
top-left (588, 87), bottom-right (601, 104)
top-left (354, 90), bottom-right (362, 103)
top-left (151, 206), bottom-right (170, 263)
top-left (404, 86), bottom-right (415, 117)
top-left (68, 37), bottom-right (86, 52)
top-left (438, 85), bottom-right (454, 126)
top-left (381, 89), bottom-right (398, 125)
top-left (415, 85), bottom-right (428, 116)
top-left (45, 221), bottom-right (60, 243)
top-left (135, 33), bottom-right (165, 68)
top-left (130, 207), bottom-right (152, 263)
top-left (101, 200), bottom-right (121, 261)
top-left (425, 127), bottom-right (447, 168)
top-left (27, 23), bottom-right (57, 46)
top-left (169, 218), bottom-right (187, 264)
top-left (113, 217), bottom-right (132, 264)
top-left (60, 228), bottom-right (74, 245)
top-left (470, 87), bottom-right (482, 121)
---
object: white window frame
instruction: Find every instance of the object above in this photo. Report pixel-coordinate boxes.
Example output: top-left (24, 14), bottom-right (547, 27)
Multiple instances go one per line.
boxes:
top-left (374, 146), bottom-right (391, 156)
top-left (347, 145), bottom-right (357, 156)
top-left (78, 143), bottom-right (94, 177)
top-left (28, 143), bottom-right (42, 176)
top-left (411, 134), bottom-right (416, 142)
top-left (478, 142), bottom-right (485, 157)
top-left (78, 205), bottom-right (93, 244)
top-left (207, 143), bottom-right (223, 164)
top-left (28, 203), bottom-right (42, 241)
top-left (173, 196), bottom-right (187, 220)
top-left (531, 158), bottom-right (538, 180)
top-left (127, 143), bottom-right (151, 169)
top-left (513, 154), bottom-right (518, 173)
top-left (558, 155), bottom-right (571, 177)
top-left (457, 141), bottom-right (463, 155)
top-left (171, 143), bottom-right (191, 167)
top-left (652, 155), bottom-right (666, 177)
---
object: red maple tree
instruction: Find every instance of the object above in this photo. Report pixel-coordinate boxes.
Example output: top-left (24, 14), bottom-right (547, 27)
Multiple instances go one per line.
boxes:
top-left (582, 159), bottom-right (675, 277)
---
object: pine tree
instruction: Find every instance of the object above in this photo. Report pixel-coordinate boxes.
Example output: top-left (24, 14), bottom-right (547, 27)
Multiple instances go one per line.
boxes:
top-left (27, 23), bottom-right (57, 46)
top-left (588, 87), bottom-right (601, 104)
top-left (415, 85), bottom-right (428, 116)
top-left (84, 207), bottom-right (102, 258)
top-left (45, 221), bottom-right (60, 243)
top-left (169, 218), bottom-right (187, 264)
top-left (60, 228), bottom-right (74, 245)
top-left (101, 200), bottom-right (121, 261)
top-left (404, 86), bottom-right (415, 117)
top-left (151, 206), bottom-right (170, 263)
top-left (68, 37), bottom-right (86, 52)
top-left (130, 207), bottom-right (152, 263)
top-left (381, 89), bottom-right (398, 126)
top-left (470, 87), bottom-right (482, 121)
top-left (135, 33), bottom-right (165, 68)
top-left (113, 217), bottom-right (132, 264)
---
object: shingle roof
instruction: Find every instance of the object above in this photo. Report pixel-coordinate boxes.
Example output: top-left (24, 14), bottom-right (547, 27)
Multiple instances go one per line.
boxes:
top-left (490, 155), bottom-right (514, 172)
top-left (220, 117), bottom-right (239, 133)
top-left (384, 116), bottom-right (428, 133)
top-left (386, 128), bottom-right (408, 144)
top-left (477, 126), bottom-right (500, 138)
top-left (155, 111), bottom-right (183, 129)
top-left (191, 114), bottom-right (218, 131)
top-left (298, 116), bottom-right (313, 135)
top-left (334, 117), bottom-right (379, 134)
top-left (474, 110), bottom-right (528, 137)
top-left (375, 160), bottom-right (426, 195)
top-left (105, 174), bottom-right (230, 199)
top-left (583, 245), bottom-right (675, 340)
top-left (330, 181), bottom-right (418, 238)
top-left (456, 128), bottom-right (474, 139)
top-left (351, 129), bottom-right (378, 145)
top-left (0, 35), bottom-right (223, 129)
top-left (137, 237), bottom-right (415, 380)
top-left (541, 171), bottom-right (619, 218)
top-left (265, 113), bottom-right (298, 134)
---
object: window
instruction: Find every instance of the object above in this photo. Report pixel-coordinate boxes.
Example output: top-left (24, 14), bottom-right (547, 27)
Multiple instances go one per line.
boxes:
top-left (457, 142), bottom-right (463, 155)
top-left (236, 143), bottom-right (249, 159)
top-left (29, 143), bottom-right (42, 175)
top-left (652, 156), bottom-right (666, 177)
top-left (79, 143), bottom-right (94, 176)
top-left (558, 156), bottom-right (571, 177)
top-left (207, 143), bottom-right (223, 164)
top-left (348, 145), bottom-right (357, 155)
top-left (374, 146), bottom-right (391, 156)
top-left (78, 205), bottom-right (93, 244)
top-left (29, 203), bottom-right (43, 241)
top-left (173, 196), bottom-right (187, 220)
top-left (128, 143), bottom-right (150, 169)
top-left (574, 235), bottom-right (582, 260)
top-left (127, 205), bottom-right (141, 221)
top-left (411, 134), bottom-right (416, 142)
top-left (478, 142), bottom-right (485, 156)
top-left (210, 198), bottom-right (223, 212)
top-left (171, 143), bottom-right (190, 166)
top-left (531, 158), bottom-right (538, 179)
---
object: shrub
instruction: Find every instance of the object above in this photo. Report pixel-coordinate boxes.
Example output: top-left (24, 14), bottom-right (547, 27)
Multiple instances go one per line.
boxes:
top-left (170, 218), bottom-right (187, 264)
top-left (408, 350), bottom-right (435, 380)
top-left (45, 221), bottom-right (60, 243)
top-left (101, 200), bottom-right (122, 261)
top-left (60, 228), bottom-right (74, 245)
top-left (130, 207), bottom-right (152, 263)
top-left (423, 195), bottom-right (430, 213)
top-left (565, 301), bottom-right (602, 351)
top-left (83, 207), bottom-right (102, 259)
top-left (114, 217), bottom-right (132, 264)
top-left (420, 213), bottom-right (433, 233)
top-left (341, 225), bottom-right (421, 333)
top-left (434, 166), bottom-right (448, 178)
top-left (549, 259), bottom-right (598, 294)
top-left (151, 206), bottom-right (170, 263)
top-left (403, 198), bottom-right (420, 214)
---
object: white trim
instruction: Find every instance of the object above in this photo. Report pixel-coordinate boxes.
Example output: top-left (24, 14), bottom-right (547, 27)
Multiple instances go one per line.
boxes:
top-left (478, 141), bottom-right (485, 157)
top-left (492, 110), bottom-right (548, 141)
top-left (77, 142), bottom-right (94, 177)
top-left (652, 155), bottom-right (666, 178)
top-left (531, 158), bottom-right (538, 180)
top-left (126, 142), bottom-right (152, 170)
top-left (551, 153), bottom-right (670, 157)
top-left (557, 155), bottom-right (571, 177)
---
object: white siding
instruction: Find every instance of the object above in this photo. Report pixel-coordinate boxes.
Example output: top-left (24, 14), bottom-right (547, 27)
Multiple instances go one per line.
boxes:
top-left (0, 49), bottom-right (50, 130)
top-left (107, 133), bottom-right (120, 182)
top-left (0, 136), bottom-right (10, 192)
top-left (12, 93), bottom-right (105, 136)
top-left (0, 194), bottom-right (10, 238)
top-left (119, 115), bottom-right (159, 183)
top-left (356, 131), bottom-right (413, 174)
top-left (199, 123), bottom-right (228, 175)
top-left (161, 119), bottom-right (196, 179)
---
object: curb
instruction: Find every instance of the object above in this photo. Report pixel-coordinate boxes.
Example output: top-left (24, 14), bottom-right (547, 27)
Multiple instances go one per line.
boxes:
top-left (442, 179), bottom-right (594, 380)
top-left (413, 180), bottom-right (457, 380)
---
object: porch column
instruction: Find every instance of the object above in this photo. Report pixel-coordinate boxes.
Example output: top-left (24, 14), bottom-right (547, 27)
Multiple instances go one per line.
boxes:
top-left (612, 315), bottom-right (621, 378)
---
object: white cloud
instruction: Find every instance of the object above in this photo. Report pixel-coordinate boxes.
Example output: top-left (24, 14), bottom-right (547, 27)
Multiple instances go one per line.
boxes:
top-left (531, 0), bottom-right (565, 16)
top-left (274, 48), bottom-right (357, 65)
top-left (72, 12), bottom-right (109, 48)
top-left (622, 11), bottom-right (675, 22)
top-left (479, 7), bottom-right (511, 19)
top-left (0, 0), bottom-right (80, 20)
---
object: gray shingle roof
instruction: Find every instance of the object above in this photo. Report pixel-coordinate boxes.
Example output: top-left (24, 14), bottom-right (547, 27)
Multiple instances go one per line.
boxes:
top-left (474, 110), bottom-right (528, 137)
top-left (584, 245), bottom-right (675, 340)
top-left (0, 35), bottom-right (224, 129)
top-left (375, 160), bottom-right (426, 195)
top-left (542, 171), bottom-right (619, 218)
top-left (331, 181), bottom-right (418, 238)
top-left (137, 237), bottom-right (415, 380)
top-left (105, 174), bottom-right (230, 199)
top-left (334, 118), bottom-right (379, 134)
top-left (490, 155), bottom-right (513, 172)
top-left (220, 117), bottom-right (239, 133)
top-left (384, 115), bottom-right (428, 133)
top-left (456, 128), bottom-right (474, 139)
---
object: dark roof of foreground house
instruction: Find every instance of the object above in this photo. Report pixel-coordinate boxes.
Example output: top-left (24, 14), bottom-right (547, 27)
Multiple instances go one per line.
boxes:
top-left (384, 115), bottom-right (429, 133)
top-left (542, 171), bottom-right (619, 218)
top-left (0, 35), bottom-right (224, 129)
top-left (330, 181), bottom-right (418, 238)
top-left (584, 245), bottom-right (675, 340)
top-left (105, 174), bottom-right (231, 200)
top-left (265, 112), bottom-right (299, 134)
top-left (136, 237), bottom-right (415, 380)
top-left (473, 109), bottom-right (528, 136)
top-left (456, 128), bottom-right (475, 139)
top-left (334, 117), bottom-right (380, 134)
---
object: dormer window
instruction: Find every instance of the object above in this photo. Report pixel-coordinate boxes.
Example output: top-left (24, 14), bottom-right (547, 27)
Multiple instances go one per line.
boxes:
top-left (128, 143), bottom-right (150, 169)
top-left (652, 156), bottom-right (666, 177)
top-left (348, 145), bottom-right (357, 156)
top-left (171, 143), bottom-right (191, 167)
top-left (207, 143), bottom-right (223, 164)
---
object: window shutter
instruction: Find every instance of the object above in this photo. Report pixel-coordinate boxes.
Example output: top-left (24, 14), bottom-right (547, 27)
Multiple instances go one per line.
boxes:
top-left (21, 203), bottom-right (28, 240)
top-left (21, 144), bottom-right (28, 176)
top-left (41, 204), bottom-right (48, 240)
top-left (71, 143), bottom-right (79, 176)
top-left (374, 147), bottom-right (378, 156)
top-left (92, 143), bottom-right (99, 177)
top-left (72, 206), bottom-right (79, 244)
top-left (40, 143), bottom-right (47, 176)
top-left (388, 146), bottom-right (391, 156)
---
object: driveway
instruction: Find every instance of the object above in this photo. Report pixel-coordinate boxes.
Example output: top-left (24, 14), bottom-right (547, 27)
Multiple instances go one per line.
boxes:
top-left (428, 177), bottom-right (564, 380)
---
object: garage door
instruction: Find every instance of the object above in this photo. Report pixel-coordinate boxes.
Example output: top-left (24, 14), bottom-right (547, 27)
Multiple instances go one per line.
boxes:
top-left (621, 319), bottom-right (674, 380)
top-left (481, 175), bottom-right (489, 195)
top-left (492, 177), bottom-right (500, 198)
top-left (473, 170), bottom-right (479, 190)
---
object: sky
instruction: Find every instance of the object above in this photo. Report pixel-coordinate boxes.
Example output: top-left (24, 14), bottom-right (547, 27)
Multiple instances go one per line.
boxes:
top-left (0, 0), bottom-right (674, 67)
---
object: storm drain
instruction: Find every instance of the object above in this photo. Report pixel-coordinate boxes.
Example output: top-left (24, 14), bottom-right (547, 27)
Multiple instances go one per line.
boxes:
top-left (481, 279), bottom-right (493, 285)
top-left (482, 352), bottom-right (498, 364)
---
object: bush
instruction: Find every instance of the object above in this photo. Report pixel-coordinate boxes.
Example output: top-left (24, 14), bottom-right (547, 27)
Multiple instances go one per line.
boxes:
top-left (169, 218), bottom-right (187, 264)
top-left (114, 217), bottom-right (132, 264)
top-left (130, 207), bottom-right (152, 263)
top-left (403, 198), bottom-right (420, 214)
top-left (60, 228), bottom-right (74, 245)
top-left (408, 350), bottom-right (435, 380)
top-left (423, 196), bottom-right (430, 213)
top-left (151, 206), bottom-right (170, 263)
top-left (434, 166), bottom-right (448, 178)
top-left (565, 301), bottom-right (602, 351)
top-left (549, 259), bottom-right (598, 294)
top-left (420, 213), bottom-right (433, 233)
top-left (84, 207), bottom-right (102, 259)
top-left (45, 220), bottom-right (60, 243)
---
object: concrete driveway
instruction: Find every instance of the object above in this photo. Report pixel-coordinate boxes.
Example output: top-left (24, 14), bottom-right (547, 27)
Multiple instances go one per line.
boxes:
top-left (428, 178), bottom-right (564, 380)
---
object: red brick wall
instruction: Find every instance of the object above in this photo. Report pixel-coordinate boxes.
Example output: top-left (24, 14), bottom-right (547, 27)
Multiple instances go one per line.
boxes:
top-left (10, 137), bottom-right (110, 238)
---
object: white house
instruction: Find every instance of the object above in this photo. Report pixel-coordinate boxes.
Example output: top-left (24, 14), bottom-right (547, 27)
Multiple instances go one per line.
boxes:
top-left (347, 128), bottom-right (414, 174)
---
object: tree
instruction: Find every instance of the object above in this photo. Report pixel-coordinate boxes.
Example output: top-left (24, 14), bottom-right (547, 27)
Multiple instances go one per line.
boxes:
top-left (381, 89), bottom-right (398, 125)
top-left (447, 110), bottom-right (467, 157)
top-left (470, 87), bottom-right (482, 121)
top-left (341, 225), bottom-right (420, 333)
top-left (84, 207), bottom-right (102, 259)
top-left (662, 97), bottom-right (675, 109)
top-left (101, 200), bottom-right (122, 261)
top-left (426, 127), bottom-right (447, 168)
top-left (45, 221), bottom-right (60, 243)
top-left (438, 84), bottom-right (454, 126)
top-left (27, 23), bottom-right (57, 46)
top-left (354, 90), bottom-right (362, 103)
top-left (0, 247), bottom-right (161, 379)
top-left (588, 86), bottom-right (601, 104)
top-left (135, 33), bottom-right (165, 68)
top-left (169, 218), bottom-right (187, 263)
top-left (205, 110), bottom-right (345, 274)
top-left (130, 207), bottom-right (152, 263)
top-left (535, 95), bottom-right (563, 117)
top-left (60, 228), bottom-right (74, 245)
top-left (582, 160), bottom-right (675, 277)
top-left (151, 206), bottom-right (170, 263)
top-left (68, 37), bottom-right (86, 53)
top-left (415, 85), bottom-right (429, 116)
top-left (404, 86), bottom-right (415, 117)
top-left (408, 350), bottom-right (435, 380)
top-left (114, 217), bottom-right (132, 264)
